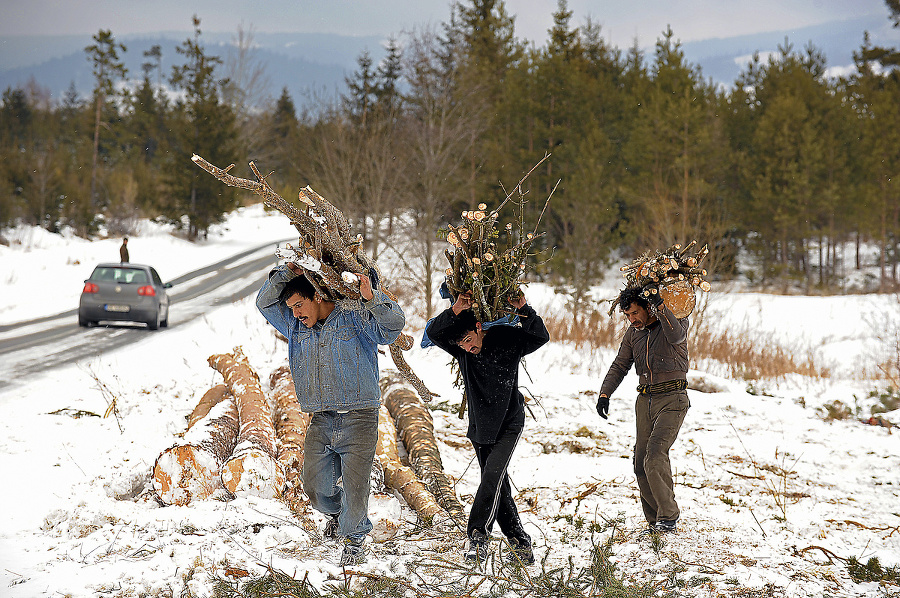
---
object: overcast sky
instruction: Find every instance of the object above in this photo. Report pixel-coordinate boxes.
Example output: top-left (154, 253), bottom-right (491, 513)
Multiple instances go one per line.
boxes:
top-left (1, 0), bottom-right (894, 48)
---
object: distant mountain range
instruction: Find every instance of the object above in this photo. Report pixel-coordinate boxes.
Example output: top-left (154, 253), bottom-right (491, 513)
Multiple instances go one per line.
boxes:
top-left (0, 31), bottom-right (388, 108)
top-left (1, 15), bottom-right (897, 108)
top-left (680, 15), bottom-right (900, 85)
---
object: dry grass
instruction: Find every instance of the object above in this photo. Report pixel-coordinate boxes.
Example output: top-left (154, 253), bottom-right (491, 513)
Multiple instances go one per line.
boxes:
top-left (689, 325), bottom-right (827, 381)
top-left (542, 306), bottom-right (827, 383)
top-left (542, 309), bottom-right (621, 351)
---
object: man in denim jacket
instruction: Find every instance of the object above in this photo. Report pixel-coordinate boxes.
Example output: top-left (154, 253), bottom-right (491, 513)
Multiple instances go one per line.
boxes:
top-left (257, 262), bottom-right (405, 565)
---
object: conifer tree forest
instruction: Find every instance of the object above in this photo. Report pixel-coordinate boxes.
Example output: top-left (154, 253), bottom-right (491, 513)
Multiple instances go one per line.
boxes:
top-left (1, 2), bottom-right (899, 302)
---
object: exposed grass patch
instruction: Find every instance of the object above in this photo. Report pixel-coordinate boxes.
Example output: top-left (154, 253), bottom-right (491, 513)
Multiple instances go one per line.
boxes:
top-left (818, 399), bottom-right (854, 422)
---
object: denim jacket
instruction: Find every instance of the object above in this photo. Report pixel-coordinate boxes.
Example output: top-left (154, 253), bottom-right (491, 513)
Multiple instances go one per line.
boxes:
top-left (256, 265), bottom-right (405, 412)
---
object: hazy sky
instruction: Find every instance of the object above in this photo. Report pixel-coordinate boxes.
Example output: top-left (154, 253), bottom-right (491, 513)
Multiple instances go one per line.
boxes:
top-left (1, 0), bottom-right (893, 48)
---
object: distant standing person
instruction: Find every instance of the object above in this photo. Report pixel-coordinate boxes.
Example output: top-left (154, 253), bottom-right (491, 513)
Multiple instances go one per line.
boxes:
top-left (425, 290), bottom-right (549, 565)
top-left (596, 286), bottom-right (690, 533)
top-left (119, 238), bottom-right (129, 263)
top-left (256, 262), bottom-right (405, 565)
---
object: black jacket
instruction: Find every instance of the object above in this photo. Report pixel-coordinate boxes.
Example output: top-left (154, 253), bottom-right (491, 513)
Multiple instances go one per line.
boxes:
top-left (426, 304), bottom-right (549, 443)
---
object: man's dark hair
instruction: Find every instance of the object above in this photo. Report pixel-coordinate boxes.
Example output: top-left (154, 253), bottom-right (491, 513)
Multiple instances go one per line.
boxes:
top-left (444, 309), bottom-right (479, 345)
top-left (280, 274), bottom-right (317, 302)
top-left (617, 286), bottom-right (649, 312)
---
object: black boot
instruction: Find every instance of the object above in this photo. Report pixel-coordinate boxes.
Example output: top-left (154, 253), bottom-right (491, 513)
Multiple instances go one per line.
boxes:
top-left (323, 513), bottom-right (340, 539)
top-left (506, 535), bottom-right (534, 565)
top-left (465, 530), bottom-right (489, 563)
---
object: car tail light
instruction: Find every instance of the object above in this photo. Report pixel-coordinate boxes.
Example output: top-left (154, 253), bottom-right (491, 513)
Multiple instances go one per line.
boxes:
top-left (137, 285), bottom-right (156, 296)
top-left (83, 282), bottom-right (99, 293)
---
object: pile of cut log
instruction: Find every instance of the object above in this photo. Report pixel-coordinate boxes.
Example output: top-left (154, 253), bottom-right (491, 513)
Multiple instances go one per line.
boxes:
top-left (151, 348), bottom-right (283, 505)
top-left (151, 350), bottom-right (462, 529)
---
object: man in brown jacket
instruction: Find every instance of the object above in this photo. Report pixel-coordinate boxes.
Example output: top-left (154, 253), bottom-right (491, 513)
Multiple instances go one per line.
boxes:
top-left (597, 285), bottom-right (690, 533)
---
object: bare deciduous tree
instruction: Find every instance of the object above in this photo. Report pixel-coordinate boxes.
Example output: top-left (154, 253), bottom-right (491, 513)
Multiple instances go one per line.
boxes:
top-left (385, 26), bottom-right (489, 319)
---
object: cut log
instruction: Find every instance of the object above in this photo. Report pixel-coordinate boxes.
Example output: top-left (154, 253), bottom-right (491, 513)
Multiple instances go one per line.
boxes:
top-left (269, 365), bottom-right (311, 511)
top-left (187, 384), bottom-right (228, 428)
top-left (208, 347), bottom-right (285, 498)
top-left (376, 406), bottom-right (444, 524)
top-left (152, 387), bottom-right (239, 505)
top-left (382, 377), bottom-right (466, 524)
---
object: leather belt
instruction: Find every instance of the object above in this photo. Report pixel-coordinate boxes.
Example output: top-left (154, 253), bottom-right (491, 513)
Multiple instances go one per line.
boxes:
top-left (637, 379), bottom-right (687, 395)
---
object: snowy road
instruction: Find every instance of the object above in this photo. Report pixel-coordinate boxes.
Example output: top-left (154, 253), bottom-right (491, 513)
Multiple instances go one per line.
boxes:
top-left (0, 241), bottom-right (286, 391)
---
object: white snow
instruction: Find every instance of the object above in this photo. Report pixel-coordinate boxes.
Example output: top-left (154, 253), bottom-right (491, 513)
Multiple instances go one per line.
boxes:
top-left (0, 204), bottom-right (898, 597)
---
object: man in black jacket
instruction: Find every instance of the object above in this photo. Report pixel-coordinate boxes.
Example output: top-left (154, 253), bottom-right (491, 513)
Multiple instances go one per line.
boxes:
top-left (426, 290), bottom-right (549, 565)
top-left (597, 286), bottom-right (690, 534)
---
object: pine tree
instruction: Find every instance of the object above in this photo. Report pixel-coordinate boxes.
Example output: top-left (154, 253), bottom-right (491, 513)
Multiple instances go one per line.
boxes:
top-left (0, 88), bottom-right (32, 147)
top-left (272, 87), bottom-right (298, 140)
top-left (167, 15), bottom-right (239, 240)
top-left (850, 32), bottom-right (900, 289)
top-left (0, 87), bottom-right (32, 227)
top-left (375, 36), bottom-right (403, 116)
top-left (448, 0), bottom-right (525, 209)
top-left (621, 27), bottom-right (725, 258)
top-left (735, 41), bottom-right (845, 288)
top-left (84, 30), bottom-right (127, 222)
top-left (343, 50), bottom-right (378, 128)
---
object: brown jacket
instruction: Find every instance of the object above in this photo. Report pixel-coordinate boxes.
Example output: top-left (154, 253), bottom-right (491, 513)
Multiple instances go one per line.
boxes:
top-left (600, 304), bottom-right (689, 397)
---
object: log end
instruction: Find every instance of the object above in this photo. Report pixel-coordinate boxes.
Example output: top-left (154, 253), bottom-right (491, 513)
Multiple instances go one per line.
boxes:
top-left (369, 493), bottom-right (402, 542)
top-left (152, 445), bottom-right (222, 506)
top-left (222, 450), bottom-right (286, 498)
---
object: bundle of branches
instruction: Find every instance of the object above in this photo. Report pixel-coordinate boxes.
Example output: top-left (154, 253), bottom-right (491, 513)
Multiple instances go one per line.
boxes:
top-left (191, 154), bottom-right (436, 402)
top-left (610, 240), bottom-right (711, 317)
top-left (443, 156), bottom-right (555, 323)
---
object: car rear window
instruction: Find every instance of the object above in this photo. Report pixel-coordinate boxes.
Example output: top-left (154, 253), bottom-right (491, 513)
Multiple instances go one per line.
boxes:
top-left (90, 267), bottom-right (149, 284)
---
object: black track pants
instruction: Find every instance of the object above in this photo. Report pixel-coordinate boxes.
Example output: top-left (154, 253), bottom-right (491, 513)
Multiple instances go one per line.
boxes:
top-left (468, 426), bottom-right (529, 543)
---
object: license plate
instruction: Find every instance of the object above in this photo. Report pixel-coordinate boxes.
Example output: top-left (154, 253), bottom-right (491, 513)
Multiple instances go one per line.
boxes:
top-left (104, 304), bottom-right (130, 313)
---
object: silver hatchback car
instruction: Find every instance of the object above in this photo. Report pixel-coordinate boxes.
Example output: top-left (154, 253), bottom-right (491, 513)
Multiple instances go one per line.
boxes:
top-left (78, 263), bottom-right (172, 330)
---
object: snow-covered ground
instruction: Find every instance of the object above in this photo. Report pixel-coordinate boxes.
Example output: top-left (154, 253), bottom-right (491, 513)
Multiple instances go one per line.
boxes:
top-left (0, 204), bottom-right (898, 597)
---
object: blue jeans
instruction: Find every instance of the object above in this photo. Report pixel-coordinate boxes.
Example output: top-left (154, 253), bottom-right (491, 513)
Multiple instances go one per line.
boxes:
top-left (302, 408), bottom-right (379, 539)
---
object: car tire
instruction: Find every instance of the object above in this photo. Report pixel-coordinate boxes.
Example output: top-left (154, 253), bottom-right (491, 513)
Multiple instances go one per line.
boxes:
top-left (147, 310), bottom-right (160, 331)
top-left (78, 312), bottom-right (93, 327)
top-left (161, 306), bottom-right (169, 328)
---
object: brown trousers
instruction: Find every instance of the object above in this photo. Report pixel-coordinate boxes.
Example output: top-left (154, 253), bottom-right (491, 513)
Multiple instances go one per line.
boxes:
top-left (633, 389), bottom-right (689, 524)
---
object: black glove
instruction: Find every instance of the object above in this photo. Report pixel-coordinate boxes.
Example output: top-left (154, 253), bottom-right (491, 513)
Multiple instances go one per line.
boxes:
top-left (596, 395), bottom-right (609, 420)
top-left (367, 267), bottom-right (380, 291)
top-left (644, 284), bottom-right (664, 308)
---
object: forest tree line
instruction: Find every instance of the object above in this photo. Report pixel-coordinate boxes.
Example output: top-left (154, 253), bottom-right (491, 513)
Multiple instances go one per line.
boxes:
top-left (1, 0), bottom-right (899, 307)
